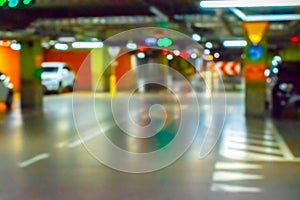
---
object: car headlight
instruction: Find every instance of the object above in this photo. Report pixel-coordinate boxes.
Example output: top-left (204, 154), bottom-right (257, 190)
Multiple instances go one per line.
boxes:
top-left (279, 83), bottom-right (293, 93)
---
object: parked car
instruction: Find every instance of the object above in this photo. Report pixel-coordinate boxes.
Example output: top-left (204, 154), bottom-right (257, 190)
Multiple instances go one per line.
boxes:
top-left (266, 61), bottom-right (300, 117)
top-left (0, 72), bottom-right (13, 109)
top-left (41, 62), bottom-right (75, 94)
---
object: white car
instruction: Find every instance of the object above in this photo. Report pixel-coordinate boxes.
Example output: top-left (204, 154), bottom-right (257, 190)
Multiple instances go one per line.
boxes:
top-left (0, 72), bottom-right (13, 109)
top-left (41, 62), bottom-right (75, 94)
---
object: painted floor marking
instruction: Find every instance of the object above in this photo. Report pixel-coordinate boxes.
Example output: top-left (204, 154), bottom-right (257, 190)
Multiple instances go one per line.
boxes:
top-left (220, 118), bottom-right (300, 162)
top-left (225, 141), bottom-right (283, 155)
top-left (215, 162), bottom-right (263, 170)
top-left (211, 183), bottom-right (262, 193)
top-left (223, 149), bottom-right (285, 161)
top-left (211, 161), bottom-right (263, 193)
top-left (266, 119), bottom-right (294, 160)
top-left (212, 171), bottom-right (264, 182)
top-left (58, 111), bottom-right (142, 149)
top-left (19, 153), bottom-right (50, 168)
top-left (227, 136), bottom-right (279, 147)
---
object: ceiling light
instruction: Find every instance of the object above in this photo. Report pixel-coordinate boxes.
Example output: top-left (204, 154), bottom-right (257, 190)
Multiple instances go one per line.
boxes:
top-left (192, 34), bottom-right (201, 42)
top-left (230, 8), bottom-right (300, 22)
top-left (205, 42), bottom-right (213, 49)
top-left (126, 41), bottom-right (137, 50)
top-left (54, 43), bottom-right (69, 51)
top-left (200, 0), bottom-right (300, 8)
top-left (223, 40), bottom-right (247, 48)
top-left (137, 52), bottom-right (146, 59)
top-left (246, 14), bottom-right (300, 21)
top-left (204, 49), bottom-right (210, 55)
top-left (214, 52), bottom-right (220, 58)
top-left (58, 36), bottom-right (75, 42)
top-left (10, 43), bottom-right (22, 51)
top-left (191, 53), bottom-right (198, 59)
top-left (166, 54), bottom-right (174, 60)
top-left (172, 50), bottom-right (180, 56)
top-left (72, 42), bottom-right (104, 49)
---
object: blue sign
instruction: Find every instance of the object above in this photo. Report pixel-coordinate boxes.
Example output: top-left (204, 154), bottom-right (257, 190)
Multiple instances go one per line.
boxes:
top-left (247, 44), bottom-right (264, 61)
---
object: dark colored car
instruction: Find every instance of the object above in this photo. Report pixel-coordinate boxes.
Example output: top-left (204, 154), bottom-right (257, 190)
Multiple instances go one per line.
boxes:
top-left (0, 72), bottom-right (14, 109)
top-left (266, 61), bottom-right (300, 117)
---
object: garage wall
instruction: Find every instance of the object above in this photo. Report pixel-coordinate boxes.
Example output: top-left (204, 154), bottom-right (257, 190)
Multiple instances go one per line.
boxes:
top-left (0, 46), bottom-right (20, 91)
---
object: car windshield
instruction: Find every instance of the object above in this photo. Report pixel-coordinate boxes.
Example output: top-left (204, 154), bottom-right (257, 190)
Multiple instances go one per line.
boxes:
top-left (42, 67), bottom-right (59, 72)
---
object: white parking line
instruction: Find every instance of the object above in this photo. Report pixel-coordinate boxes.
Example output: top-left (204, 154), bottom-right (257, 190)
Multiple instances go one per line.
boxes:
top-left (225, 141), bottom-right (283, 155)
top-left (19, 153), bottom-right (50, 168)
top-left (228, 136), bottom-right (279, 147)
top-left (266, 119), bottom-right (295, 160)
top-left (211, 183), bottom-right (262, 193)
top-left (215, 162), bottom-right (263, 170)
top-left (212, 171), bottom-right (264, 182)
top-left (67, 111), bottom-right (142, 148)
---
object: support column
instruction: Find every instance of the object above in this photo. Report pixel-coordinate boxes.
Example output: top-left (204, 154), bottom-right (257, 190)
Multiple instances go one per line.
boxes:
top-left (90, 47), bottom-right (111, 92)
top-left (20, 39), bottom-right (43, 110)
top-left (242, 22), bottom-right (269, 117)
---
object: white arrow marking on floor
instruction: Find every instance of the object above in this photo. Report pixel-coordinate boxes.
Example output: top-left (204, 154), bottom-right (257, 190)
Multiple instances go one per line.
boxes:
top-left (19, 153), bottom-right (50, 168)
top-left (215, 162), bottom-right (263, 170)
top-left (213, 171), bottom-right (264, 182)
top-left (211, 183), bottom-right (262, 193)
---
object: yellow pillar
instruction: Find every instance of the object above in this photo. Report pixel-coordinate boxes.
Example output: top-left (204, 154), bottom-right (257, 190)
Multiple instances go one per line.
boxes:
top-left (90, 47), bottom-right (111, 92)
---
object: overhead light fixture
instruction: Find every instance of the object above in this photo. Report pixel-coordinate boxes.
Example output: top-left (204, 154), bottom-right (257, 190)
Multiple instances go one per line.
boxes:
top-left (205, 42), bottom-right (213, 49)
top-left (54, 43), bottom-right (69, 51)
top-left (203, 49), bottom-right (211, 55)
top-left (200, 0), bottom-right (300, 8)
top-left (58, 36), bottom-right (75, 43)
top-left (137, 52), bottom-right (146, 59)
top-left (230, 8), bottom-right (300, 21)
top-left (246, 14), bottom-right (300, 21)
top-left (214, 52), bottom-right (220, 59)
top-left (126, 41), bottom-right (137, 50)
top-left (192, 33), bottom-right (201, 42)
top-left (223, 40), bottom-right (247, 48)
top-left (72, 42), bottom-right (104, 49)
top-left (149, 6), bottom-right (169, 21)
top-left (10, 43), bottom-right (22, 51)
top-left (166, 54), bottom-right (174, 60)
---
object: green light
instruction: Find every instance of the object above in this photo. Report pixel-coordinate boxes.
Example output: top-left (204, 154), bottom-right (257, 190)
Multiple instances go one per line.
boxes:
top-left (8, 0), bottom-right (19, 7)
top-left (157, 37), bottom-right (173, 47)
top-left (0, 0), bottom-right (33, 7)
top-left (23, 0), bottom-right (31, 5)
top-left (0, 0), bottom-right (7, 6)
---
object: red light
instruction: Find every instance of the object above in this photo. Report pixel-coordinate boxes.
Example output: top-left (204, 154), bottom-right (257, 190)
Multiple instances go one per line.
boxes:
top-left (180, 51), bottom-right (190, 59)
top-left (138, 46), bottom-right (146, 52)
top-left (291, 35), bottom-right (299, 44)
top-left (162, 49), bottom-right (169, 56)
top-left (0, 40), bottom-right (10, 47)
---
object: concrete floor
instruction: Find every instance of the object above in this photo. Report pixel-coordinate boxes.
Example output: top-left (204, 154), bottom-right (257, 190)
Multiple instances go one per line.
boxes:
top-left (0, 91), bottom-right (300, 200)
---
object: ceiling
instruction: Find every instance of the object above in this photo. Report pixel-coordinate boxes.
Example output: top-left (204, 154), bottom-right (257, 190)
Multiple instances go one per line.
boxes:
top-left (0, 0), bottom-right (299, 50)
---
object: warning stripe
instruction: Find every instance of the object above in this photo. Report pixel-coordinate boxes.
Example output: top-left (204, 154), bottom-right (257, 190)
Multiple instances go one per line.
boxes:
top-left (213, 61), bottom-right (241, 76)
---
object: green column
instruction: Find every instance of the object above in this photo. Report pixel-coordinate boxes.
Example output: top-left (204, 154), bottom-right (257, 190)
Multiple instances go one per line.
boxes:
top-left (20, 39), bottom-right (43, 110)
top-left (242, 22), bottom-right (269, 117)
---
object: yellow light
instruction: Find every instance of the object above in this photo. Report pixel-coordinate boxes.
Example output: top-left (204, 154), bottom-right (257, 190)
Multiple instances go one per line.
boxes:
top-left (242, 22), bottom-right (269, 45)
